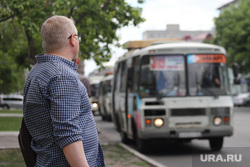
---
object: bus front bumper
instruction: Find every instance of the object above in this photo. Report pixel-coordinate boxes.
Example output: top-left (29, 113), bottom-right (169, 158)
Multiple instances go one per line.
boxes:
top-left (138, 127), bottom-right (233, 140)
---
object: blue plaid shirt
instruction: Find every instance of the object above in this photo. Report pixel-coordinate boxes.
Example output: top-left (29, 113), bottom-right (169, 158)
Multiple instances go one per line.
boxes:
top-left (23, 54), bottom-right (105, 167)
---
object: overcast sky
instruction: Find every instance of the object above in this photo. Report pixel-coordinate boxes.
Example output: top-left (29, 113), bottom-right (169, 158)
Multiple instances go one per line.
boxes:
top-left (84, 0), bottom-right (232, 76)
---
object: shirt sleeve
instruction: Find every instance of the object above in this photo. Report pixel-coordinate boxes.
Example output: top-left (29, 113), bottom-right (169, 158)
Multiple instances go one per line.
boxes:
top-left (49, 75), bottom-right (83, 149)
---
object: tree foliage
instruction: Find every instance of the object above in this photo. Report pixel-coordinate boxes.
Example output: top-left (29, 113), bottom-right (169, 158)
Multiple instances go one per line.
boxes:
top-left (214, 0), bottom-right (250, 74)
top-left (0, 51), bottom-right (25, 94)
top-left (0, 0), bottom-right (145, 94)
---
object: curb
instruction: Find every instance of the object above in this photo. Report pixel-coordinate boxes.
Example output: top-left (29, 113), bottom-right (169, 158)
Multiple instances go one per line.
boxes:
top-left (119, 143), bottom-right (168, 167)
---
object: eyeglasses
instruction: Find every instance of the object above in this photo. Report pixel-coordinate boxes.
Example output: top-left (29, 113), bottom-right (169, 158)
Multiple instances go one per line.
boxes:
top-left (68, 34), bottom-right (81, 42)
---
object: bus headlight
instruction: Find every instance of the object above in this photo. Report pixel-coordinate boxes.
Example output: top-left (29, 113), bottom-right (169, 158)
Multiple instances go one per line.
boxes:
top-left (154, 118), bottom-right (164, 127)
top-left (213, 117), bottom-right (222, 126)
top-left (92, 103), bottom-right (98, 108)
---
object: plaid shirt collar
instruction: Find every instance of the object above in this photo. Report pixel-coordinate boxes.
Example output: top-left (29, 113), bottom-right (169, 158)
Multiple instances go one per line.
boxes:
top-left (35, 54), bottom-right (77, 71)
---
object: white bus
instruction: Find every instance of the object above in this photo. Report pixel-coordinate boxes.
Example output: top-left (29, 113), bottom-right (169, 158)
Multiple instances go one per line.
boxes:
top-left (112, 42), bottom-right (234, 153)
top-left (98, 74), bottom-right (113, 121)
top-left (89, 75), bottom-right (103, 115)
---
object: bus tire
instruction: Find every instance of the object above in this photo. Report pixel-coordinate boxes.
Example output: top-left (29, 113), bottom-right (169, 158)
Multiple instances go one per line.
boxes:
top-left (245, 101), bottom-right (250, 106)
top-left (209, 137), bottom-right (223, 151)
top-left (2, 105), bottom-right (9, 110)
top-left (120, 131), bottom-right (130, 144)
top-left (136, 138), bottom-right (149, 153)
top-left (107, 115), bottom-right (112, 122)
top-left (101, 115), bottom-right (106, 121)
top-left (116, 113), bottom-right (121, 132)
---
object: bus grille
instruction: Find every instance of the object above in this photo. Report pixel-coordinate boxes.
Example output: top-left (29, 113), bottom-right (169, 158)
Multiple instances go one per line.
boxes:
top-left (211, 108), bottom-right (230, 115)
top-left (145, 101), bottom-right (163, 105)
top-left (171, 108), bottom-right (206, 116)
top-left (144, 109), bottom-right (166, 116)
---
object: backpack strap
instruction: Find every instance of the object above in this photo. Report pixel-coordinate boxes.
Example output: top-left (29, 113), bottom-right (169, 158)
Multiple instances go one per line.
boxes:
top-left (18, 118), bottom-right (37, 167)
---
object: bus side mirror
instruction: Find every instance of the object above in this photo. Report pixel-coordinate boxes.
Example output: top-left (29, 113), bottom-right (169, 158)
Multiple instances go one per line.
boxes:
top-left (232, 63), bottom-right (239, 78)
top-left (232, 63), bottom-right (240, 85)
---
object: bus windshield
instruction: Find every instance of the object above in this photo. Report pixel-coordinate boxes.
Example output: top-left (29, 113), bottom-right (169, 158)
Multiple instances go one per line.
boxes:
top-left (139, 54), bottom-right (230, 97)
top-left (139, 55), bottom-right (186, 97)
top-left (90, 83), bottom-right (99, 98)
top-left (188, 54), bottom-right (230, 96)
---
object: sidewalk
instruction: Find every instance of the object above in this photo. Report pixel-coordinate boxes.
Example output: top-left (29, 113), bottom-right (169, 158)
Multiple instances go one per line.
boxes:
top-left (0, 114), bottom-right (166, 167)
top-left (0, 113), bottom-right (21, 149)
top-left (0, 132), bottom-right (19, 149)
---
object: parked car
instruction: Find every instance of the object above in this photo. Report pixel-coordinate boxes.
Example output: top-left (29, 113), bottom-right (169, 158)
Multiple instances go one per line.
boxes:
top-left (233, 92), bottom-right (250, 107)
top-left (0, 94), bottom-right (23, 110)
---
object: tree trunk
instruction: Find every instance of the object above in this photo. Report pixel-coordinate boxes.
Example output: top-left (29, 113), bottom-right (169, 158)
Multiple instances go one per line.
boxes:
top-left (25, 30), bottom-right (36, 65)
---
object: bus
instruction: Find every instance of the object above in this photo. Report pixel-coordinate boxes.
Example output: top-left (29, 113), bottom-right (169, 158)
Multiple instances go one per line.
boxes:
top-left (112, 42), bottom-right (234, 152)
top-left (98, 74), bottom-right (113, 121)
top-left (89, 75), bottom-right (103, 115)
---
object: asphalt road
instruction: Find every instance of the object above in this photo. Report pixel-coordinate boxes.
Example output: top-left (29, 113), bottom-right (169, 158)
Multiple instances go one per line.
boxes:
top-left (95, 107), bottom-right (250, 167)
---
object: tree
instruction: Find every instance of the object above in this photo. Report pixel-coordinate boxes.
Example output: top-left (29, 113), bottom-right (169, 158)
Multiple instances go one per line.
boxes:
top-left (214, 0), bottom-right (250, 74)
top-left (0, 0), bottom-right (145, 94)
top-left (0, 52), bottom-right (25, 94)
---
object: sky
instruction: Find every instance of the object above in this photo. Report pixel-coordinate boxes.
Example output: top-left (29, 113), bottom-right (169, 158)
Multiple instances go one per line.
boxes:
top-left (84, 0), bottom-right (233, 76)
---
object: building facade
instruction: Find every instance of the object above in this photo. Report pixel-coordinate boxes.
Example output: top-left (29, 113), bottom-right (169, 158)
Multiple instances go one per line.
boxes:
top-left (143, 24), bottom-right (213, 42)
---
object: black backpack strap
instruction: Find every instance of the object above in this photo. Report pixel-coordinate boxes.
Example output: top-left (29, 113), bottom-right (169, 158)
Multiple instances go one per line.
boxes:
top-left (18, 118), bottom-right (37, 167)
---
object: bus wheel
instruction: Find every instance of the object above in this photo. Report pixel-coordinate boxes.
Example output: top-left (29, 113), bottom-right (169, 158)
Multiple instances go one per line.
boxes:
top-left (120, 132), bottom-right (130, 144)
top-left (209, 137), bottom-right (223, 151)
top-left (101, 114), bottom-right (106, 121)
top-left (106, 115), bottom-right (112, 122)
top-left (245, 101), bottom-right (250, 106)
top-left (2, 105), bottom-right (9, 110)
top-left (136, 138), bottom-right (149, 153)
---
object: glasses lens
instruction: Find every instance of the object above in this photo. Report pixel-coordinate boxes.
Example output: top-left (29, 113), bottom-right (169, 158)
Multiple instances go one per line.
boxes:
top-left (76, 34), bottom-right (81, 42)
top-left (68, 34), bottom-right (81, 42)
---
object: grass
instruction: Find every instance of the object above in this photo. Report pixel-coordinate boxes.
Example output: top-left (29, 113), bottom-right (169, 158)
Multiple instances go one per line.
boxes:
top-left (101, 144), bottom-right (154, 167)
top-left (0, 117), bottom-right (22, 131)
top-left (0, 144), bottom-right (154, 167)
top-left (0, 148), bottom-right (25, 167)
top-left (0, 109), bottom-right (23, 114)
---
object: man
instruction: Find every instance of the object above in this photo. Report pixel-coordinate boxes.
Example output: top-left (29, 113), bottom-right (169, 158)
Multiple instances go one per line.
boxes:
top-left (23, 15), bottom-right (105, 167)
top-left (73, 57), bottom-right (91, 98)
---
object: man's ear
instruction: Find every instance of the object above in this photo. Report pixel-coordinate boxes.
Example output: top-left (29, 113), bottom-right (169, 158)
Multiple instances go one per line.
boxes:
top-left (69, 35), bottom-right (76, 47)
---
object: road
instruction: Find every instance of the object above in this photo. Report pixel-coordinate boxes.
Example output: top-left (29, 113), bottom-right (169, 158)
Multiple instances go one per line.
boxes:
top-left (95, 107), bottom-right (250, 167)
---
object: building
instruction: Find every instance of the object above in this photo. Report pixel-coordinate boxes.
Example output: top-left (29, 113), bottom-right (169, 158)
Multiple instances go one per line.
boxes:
top-left (217, 0), bottom-right (239, 11)
top-left (142, 24), bottom-right (213, 42)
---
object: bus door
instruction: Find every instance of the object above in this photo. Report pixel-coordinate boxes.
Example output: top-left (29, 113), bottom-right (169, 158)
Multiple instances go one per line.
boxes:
top-left (115, 61), bottom-right (127, 132)
top-left (126, 56), bottom-right (140, 138)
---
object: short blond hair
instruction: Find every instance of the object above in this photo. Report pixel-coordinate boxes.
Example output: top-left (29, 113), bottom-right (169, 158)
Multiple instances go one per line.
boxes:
top-left (41, 15), bottom-right (77, 53)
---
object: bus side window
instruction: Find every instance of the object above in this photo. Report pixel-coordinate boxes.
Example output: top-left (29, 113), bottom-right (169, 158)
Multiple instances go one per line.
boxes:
top-left (133, 56), bottom-right (140, 93)
top-left (127, 67), bottom-right (134, 88)
top-left (115, 63), bottom-right (121, 93)
top-left (120, 62), bottom-right (127, 93)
